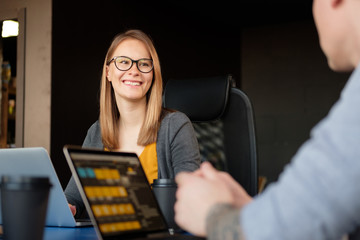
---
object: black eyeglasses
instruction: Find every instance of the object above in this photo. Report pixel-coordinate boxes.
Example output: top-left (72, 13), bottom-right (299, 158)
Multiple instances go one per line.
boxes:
top-left (107, 56), bottom-right (154, 73)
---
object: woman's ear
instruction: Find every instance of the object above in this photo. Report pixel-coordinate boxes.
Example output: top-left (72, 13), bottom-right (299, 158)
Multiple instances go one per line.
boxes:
top-left (106, 66), bottom-right (111, 81)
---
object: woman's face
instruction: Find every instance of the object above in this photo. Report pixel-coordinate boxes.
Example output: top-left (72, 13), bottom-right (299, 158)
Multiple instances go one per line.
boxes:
top-left (106, 38), bottom-right (153, 103)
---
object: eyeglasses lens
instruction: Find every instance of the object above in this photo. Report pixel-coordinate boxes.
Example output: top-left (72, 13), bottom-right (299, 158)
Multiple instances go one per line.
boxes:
top-left (115, 57), bottom-right (132, 71)
top-left (137, 59), bottom-right (153, 73)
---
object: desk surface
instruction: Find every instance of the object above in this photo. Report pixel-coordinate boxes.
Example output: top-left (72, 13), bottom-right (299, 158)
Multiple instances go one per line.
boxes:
top-left (44, 227), bottom-right (98, 240)
top-left (2, 226), bottom-right (203, 240)
top-left (0, 226), bottom-right (98, 240)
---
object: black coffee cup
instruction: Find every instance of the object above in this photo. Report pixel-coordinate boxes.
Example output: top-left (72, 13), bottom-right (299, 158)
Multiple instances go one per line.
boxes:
top-left (152, 178), bottom-right (180, 232)
top-left (0, 176), bottom-right (52, 240)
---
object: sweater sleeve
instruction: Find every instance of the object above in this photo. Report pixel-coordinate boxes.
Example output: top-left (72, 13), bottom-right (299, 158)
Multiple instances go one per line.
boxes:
top-left (157, 111), bottom-right (201, 178)
top-left (64, 120), bottom-right (103, 219)
top-left (169, 112), bottom-right (201, 175)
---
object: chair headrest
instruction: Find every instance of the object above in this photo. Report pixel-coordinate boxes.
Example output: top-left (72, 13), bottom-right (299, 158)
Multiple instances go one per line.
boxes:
top-left (163, 76), bottom-right (230, 122)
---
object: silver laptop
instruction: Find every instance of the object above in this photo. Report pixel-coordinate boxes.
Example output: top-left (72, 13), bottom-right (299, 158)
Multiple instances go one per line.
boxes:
top-left (63, 145), bottom-right (204, 240)
top-left (0, 147), bottom-right (92, 227)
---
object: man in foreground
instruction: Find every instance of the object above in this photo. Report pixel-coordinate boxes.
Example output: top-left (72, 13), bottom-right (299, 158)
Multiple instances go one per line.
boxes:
top-left (174, 0), bottom-right (360, 239)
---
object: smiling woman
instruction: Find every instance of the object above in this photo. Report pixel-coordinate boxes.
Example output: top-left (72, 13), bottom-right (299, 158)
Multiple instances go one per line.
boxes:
top-left (104, 37), bottom-right (155, 131)
top-left (64, 29), bottom-right (201, 219)
top-left (101, 31), bottom-right (162, 149)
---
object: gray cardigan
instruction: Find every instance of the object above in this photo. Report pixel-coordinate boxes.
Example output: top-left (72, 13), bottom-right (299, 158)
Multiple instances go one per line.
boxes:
top-left (65, 111), bottom-right (200, 218)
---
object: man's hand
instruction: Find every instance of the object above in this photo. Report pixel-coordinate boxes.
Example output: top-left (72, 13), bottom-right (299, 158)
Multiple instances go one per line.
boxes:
top-left (174, 162), bottom-right (252, 236)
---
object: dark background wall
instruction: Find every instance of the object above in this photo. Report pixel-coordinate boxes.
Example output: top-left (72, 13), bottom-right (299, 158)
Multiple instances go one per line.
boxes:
top-left (52, 1), bottom-right (344, 189)
top-left (242, 21), bottom-right (349, 184)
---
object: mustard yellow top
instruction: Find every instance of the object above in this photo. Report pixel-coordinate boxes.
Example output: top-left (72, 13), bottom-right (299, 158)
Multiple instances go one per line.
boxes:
top-left (105, 143), bottom-right (158, 184)
top-left (139, 143), bottom-right (158, 185)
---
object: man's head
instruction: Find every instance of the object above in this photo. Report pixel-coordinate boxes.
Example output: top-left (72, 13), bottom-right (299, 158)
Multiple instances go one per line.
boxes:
top-left (313, 0), bottom-right (360, 71)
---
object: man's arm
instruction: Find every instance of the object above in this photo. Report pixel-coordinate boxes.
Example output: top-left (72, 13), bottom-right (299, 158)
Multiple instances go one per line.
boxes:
top-left (206, 204), bottom-right (245, 240)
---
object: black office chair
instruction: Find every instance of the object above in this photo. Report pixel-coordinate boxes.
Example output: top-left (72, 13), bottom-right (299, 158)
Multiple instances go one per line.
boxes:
top-left (163, 75), bottom-right (258, 196)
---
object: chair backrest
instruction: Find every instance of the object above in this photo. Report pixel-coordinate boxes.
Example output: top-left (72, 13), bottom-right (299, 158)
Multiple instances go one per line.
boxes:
top-left (163, 75), bottom-right (258, 196)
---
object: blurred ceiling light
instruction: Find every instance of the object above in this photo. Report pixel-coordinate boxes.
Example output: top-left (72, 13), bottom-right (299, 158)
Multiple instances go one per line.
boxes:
top-left (2, 20), bottom-right (19, 38)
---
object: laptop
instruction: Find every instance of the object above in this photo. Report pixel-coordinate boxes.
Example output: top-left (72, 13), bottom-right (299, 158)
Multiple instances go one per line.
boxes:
top-left (63, 145), bottom-right (205, 240)
top-left (0, 147), bottom-right (92, 227)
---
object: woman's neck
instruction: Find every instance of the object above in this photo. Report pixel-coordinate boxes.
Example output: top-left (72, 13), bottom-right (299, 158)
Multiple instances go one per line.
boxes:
top-left (116, 98), bottom-right (147, 129)
top-left (115, 98), bottom-right (147, 154)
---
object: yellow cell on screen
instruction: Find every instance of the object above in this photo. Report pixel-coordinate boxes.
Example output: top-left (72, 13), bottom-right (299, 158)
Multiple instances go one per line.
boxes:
top-left (92, 205), bottom-right (103, 217)
top-left (101, 204), bottom-right (111, 216)
top-left (94, 168), bottom-right (104, 179)
top-left (99, 223), bottom-right (110, 233)
top-left (102, 168), bottom-right (112, 179)
top-left (110, 187), bottom-right (120, 197)
top-left (117, 204), bottom-right (125, 214)
top-left (116, 222), bottom-right (126, 231)
top-left (125, 221), bottom-right (133, 230)
top-left (119, 187), bottom-right (128, 197)
top-left (93, 186), bottom-right (103, 197)
top-left (110, 169), bottom-right (120, 179)
top-left (110, 204), bottom-right (118, 215)
top-left (84, 186), bottom-right (95, 198)
top-left (102, 186), bottom-right (111, 197)
top-left (124, 203), bottom-right (135, 214)
top-left (131, 221), bottom-right (141, 229)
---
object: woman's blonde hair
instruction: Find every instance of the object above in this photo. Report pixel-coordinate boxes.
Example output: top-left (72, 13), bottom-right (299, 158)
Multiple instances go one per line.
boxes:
top-left (99, 29), bottom-right (163, 150)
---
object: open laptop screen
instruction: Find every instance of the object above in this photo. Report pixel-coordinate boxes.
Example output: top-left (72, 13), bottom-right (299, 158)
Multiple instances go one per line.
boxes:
top-left (64, 147), bottom-right (167, 238)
